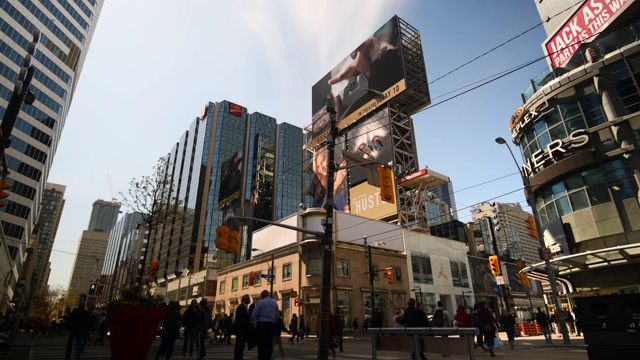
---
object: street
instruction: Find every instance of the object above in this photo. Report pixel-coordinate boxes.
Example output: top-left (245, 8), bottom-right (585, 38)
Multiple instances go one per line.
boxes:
top-left (1, 331), bottom-right (589, 360)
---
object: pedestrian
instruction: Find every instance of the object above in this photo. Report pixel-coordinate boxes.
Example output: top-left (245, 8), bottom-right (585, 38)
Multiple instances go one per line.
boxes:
top-left (392, 309), bottom-right (404, 327)
top-left (31, 317), bottom-right (41, 338)
top-left (223, 312), bottom-right (233, 344)
top-left (478, 301), bottom-right (497, 357)
top-left (93, 314), bottom-right (108, 346)
top-left (363, 317), bottom-right (369, 333)
top-left (40, 317), bottom-right (50, 337)
top-left (572, 304), bottom-right (582, 336)
top-left (535, 307), bottom-right (552, 344)
top-left (499, 308), bottom-right (516, 348)
top-left (434, 300), bottom-right (452, 357)
top-left (298, 314), bottom-right (306, 342)
top-left (455, 304), bottom-right (471, 338)
top-left (251, 289), bottom-right (279, 360)
top-left (273, 311), bottom-right (289, 357)
top-left (80, 307), bottom-right (96, 353)
top-left (182, 299), bottom-right (199, 359)
top-left (471, 302), bottom-right (486, 350)
top-left (565, 308), bottom-right (575, 335)
top-left (328, 311), bottom-right (337, 359)
top-left (333, 307), bottom-right (344, 353)
top-left (196, 298), bottom-right (211, 360)
top-left (399, 298), bottom-right (428, 360)
top-left (64, 301), bottom-right (90, 360)
top-left (352, 318), bottom-right (359, 338)
top-left (155, 301), bottom-right (181, 360)
top-left (49, 318), bottom-right (58, 337)
top-left (232, 294), bottom-right (251, 360)
top-left (288, 313), bottom-right (299, 344)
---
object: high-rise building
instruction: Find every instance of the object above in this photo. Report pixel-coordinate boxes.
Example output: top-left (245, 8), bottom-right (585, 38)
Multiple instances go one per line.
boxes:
top-left (29, 182), bottom-right (65, 296)
top-left (66, 230), bottom-right (109, 307)
top-left (87, 199), bottom-right (120, 232)
top-left (427, 181), bottom-right (458, 222)
top-left (133, 101), bottom-right (303, 287)
top-left (470, 201), bottom-right (540, 265)
top-left (507, 0), bottom-right (640, 295)
top-left (0, 0), bottom-right (104, 305)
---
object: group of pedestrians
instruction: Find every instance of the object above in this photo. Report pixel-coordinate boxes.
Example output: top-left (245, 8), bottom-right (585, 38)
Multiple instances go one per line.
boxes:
top-left (287, 313), bottom-right (308, 344)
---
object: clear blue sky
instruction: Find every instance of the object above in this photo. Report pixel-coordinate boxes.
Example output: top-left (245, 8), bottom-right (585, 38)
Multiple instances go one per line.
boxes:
top-left (47, 0), bottom-right (550, 289)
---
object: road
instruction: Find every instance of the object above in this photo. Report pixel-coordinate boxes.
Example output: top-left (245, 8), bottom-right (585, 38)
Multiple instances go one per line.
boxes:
top-left (1, 332), bottom-right (589, 359)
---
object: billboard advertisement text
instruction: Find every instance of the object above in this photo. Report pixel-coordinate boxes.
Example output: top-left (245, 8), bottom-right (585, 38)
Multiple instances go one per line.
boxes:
top-left (349, 182), bottom-right (397, 220)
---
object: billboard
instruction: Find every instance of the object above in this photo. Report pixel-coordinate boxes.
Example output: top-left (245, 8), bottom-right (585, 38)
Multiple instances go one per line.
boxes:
top-left (349, 182), bottom-right (397, 220)
top-left (218, 151), bottom-right (244, 208)
top-left (311, 16), bottom-right (406, 148)
top-left (544, 0), bottom-right (634, 69)
top-left (469, 256), bottom-right (496, 296)
top-left (345, 107), bottom-right (393, 186)
top-left (308, 144), bottom-right (349, 211)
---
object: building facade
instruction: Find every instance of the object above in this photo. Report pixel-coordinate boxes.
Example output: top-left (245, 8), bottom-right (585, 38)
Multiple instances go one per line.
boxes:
top-left (87, 199), bottom-right (120, 232)
top-left (139, 101), bottom-right (303, 289)
top-left (0, 0), bottom-right (104, 306)
top-left (509, 0), bottom-right (640, 295)
top-left (29, 182), bottom-right (65, 297)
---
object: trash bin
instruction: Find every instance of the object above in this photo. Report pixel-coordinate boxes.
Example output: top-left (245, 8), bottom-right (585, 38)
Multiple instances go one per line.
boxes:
top-left (575, 293), bottom-right (640, 359)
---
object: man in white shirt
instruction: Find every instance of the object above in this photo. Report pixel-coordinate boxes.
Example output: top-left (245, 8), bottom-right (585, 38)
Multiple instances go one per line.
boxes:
top-left (250, 290), bottom-right (279, 360)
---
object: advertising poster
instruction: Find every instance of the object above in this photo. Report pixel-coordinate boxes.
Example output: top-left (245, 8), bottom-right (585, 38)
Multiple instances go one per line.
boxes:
top-left (307, 144), bottom-right (348, 211)
top-left (349, 182), bottom-right (397, 220)
top-left (469, 256), bottom-right (496, 296)
top-left (345, 108), bottom-right (393, 186)
top-left (218, 151), bottom-right (243, 208)
top-left (311, 16), bottom-right (406, 147)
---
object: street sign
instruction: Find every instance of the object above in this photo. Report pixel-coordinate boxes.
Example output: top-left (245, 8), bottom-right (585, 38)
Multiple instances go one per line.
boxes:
top-left (543, 247), bottom-right (553, 259)
top-left (491, 282), bottom-right (500, 295)
top-left (261, 274), bottom-right (275, 280)
top-left (495, 275), bottom-right (505, 285)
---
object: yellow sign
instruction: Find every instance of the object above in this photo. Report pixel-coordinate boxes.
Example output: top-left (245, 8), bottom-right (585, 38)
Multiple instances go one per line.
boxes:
top-left (349, 182), bottom-right (397, 220)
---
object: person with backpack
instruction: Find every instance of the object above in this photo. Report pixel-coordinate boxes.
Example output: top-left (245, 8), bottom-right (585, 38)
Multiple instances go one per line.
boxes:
top-left (399, 298), bottom-right (428, 360)
top-left (433, 300), bottom-right (452, 357)
top-left (471, 303), bottom-right (487, 351)
top-left (499, 308), bottom-right (517, 349)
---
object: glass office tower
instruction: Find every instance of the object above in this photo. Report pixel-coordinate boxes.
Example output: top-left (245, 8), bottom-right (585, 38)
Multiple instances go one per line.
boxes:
top-left (0, 0), bottom-right (104, 306)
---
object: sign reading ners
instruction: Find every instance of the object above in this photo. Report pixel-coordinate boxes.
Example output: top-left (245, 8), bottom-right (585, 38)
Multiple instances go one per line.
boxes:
top-left (522, 129), bottom-right (590, 178)
top-left (544, 0), bottom-right (633, 69)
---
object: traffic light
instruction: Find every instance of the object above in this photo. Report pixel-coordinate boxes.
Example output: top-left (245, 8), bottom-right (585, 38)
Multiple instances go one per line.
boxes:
top-left (0, 180), bottom-right (12, 207)
top-left (215, 225), bottom-right (240, 253)
top-left (294, 298), bottom-right (299, 307)
top-left (148, 260), bottom-right (158, 278)
top-left (525, 216), bottom-right (538, 239)
top-left (249, 271), bottom-right (255, 286)
top-left (516, 259), bottom-right (530, 287)
top-left (489, 201), bottom-right (500, 232)
top-left (226, 229), bottom-right (239, 253)
top-left (488, 255), bottom-right (501, 275)
top-left (89, 283), bottom-right (96, 295)
top-left (291, 290), bottom-right (298, 298)
top-left (387, 269), bottom-right (394, 285)
top-left (378, 165), bottom-right (395, 204)
top-left (96, 284), bottom-right (103, 296)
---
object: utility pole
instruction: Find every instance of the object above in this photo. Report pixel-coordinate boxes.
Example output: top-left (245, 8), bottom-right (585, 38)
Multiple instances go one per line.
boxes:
top-left (363, 236), bottom-right (375, 324)
top-left (270, 252), bottom-right (275, 297)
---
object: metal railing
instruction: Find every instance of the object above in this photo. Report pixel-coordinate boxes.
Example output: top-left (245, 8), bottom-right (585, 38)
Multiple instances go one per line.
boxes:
top-left (367, 327), bottom-right (479, 360)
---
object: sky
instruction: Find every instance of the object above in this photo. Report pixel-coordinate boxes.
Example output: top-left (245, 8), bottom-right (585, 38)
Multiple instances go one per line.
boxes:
top-left (46, 0), bottom-right (554, 289)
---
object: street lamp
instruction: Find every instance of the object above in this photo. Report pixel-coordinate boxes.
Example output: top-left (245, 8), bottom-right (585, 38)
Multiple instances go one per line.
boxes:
top-left (462, 290), bottom-right (473, 308)
top-left (252, 248), bottom-right (275, 297)
top-left (495, 136), bottom-right (571, 344)
top-left (411, 287), bottom-right (423, 305)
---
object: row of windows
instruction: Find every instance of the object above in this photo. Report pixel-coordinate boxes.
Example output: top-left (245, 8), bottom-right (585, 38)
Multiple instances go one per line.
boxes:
top-left (2, 1), bottom-right (73, 49)
top-left (71, 0), bottom-right (94, 19)
top-left (16, 161), bottom-right (42, 182)
top-left (0, 88), bottom-right (61, 136)
top-left (535, 159), bottom-right (635, 227)
top-left (4, 201), bottom-right (31, 221)
top-left (7, 137), bottom-right (48, 164)
top-left (27, 0), bottom-right (86, 43)
top-left (7, 176), bottom-right (36, 201)
top-left (53, 0), bottom-right (91, 33)
top-left (0, 20), bottom-right (73, 86)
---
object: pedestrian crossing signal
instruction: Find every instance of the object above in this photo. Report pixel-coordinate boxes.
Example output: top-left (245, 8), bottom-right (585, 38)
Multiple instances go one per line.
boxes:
top-left (89, 283), bottom-right (96, 295)
top-left (249, 271), bottom-right (255, 286)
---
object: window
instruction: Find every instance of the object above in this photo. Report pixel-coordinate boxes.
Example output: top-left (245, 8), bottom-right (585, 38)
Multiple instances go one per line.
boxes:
top-left (282, 263), bottom-right (292, 280)
top-left (373, 265), bottom-right (379, 280)
top-left (306, 258), bottom-right (322, 275)
top-left (411, 254), bottom-right (433, 284)
top-left (336, 291), bottom-right (350, 329)
top-left (219, 280), bottom-right (226, 294)
top-left (231, 277), bottom-right (238, 291)
top-left (242, 274), bottom-right (249, 288)
top-left (254, 271), bottom-right (262, 286)
top-left (449, 260), bottom-right (469, 288)
top-left (337, 260), bottom-right (349, 277)
top-left (394, 268), bottom-right (402, 282)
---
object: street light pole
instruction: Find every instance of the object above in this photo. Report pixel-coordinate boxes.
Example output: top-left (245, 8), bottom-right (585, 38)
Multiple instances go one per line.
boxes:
top-left (495, 137), bottom-right (571, 344)
top-left (318, 98), bottom-right (338, 360)
top-left (363, 236), bottom-right (375, 325)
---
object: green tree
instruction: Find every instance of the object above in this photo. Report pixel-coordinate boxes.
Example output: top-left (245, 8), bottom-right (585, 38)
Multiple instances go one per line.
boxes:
top-left (29, 285), bottom-right (66, 319)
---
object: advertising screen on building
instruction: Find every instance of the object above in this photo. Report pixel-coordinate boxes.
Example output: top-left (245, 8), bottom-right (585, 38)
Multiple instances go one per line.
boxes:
top-left (307, 145), bottom-right (349, 211)
top-left (469, 256), bottom-right (497, 296)
top-left (345, 108), bottom-right (393, 186)
top-left (218, 151), bottom-right (244, 208)
top-left (311, 16), bottom-right (406, 148)
top-left (544, 0), bottom-right (634, 69)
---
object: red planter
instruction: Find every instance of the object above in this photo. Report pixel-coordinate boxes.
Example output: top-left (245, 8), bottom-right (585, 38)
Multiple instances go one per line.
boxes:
top-left (108, 306), bottom-right (165, 360)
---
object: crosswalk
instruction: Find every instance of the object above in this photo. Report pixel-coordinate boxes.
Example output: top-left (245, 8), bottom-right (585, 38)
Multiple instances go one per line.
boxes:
top-left (31, 344), bottom-right (112, 359)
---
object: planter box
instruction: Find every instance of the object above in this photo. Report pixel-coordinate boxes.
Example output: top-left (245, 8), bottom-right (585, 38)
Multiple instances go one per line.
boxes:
top-left (108, 305), bottom-right (165, 360)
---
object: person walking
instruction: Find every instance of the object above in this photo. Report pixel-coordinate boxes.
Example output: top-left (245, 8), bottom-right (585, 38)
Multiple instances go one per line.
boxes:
top-left (352, 318), bottom-right (359, 338)
top-left (251, 290), bottom-right (279, 360)
top-left (328, 311), bottom-right (337, 359)
top-left (64, 301), bottom-right (90, 360)
top-left (535, 307), bottom-right (552, 344)
top-left (273, 311), bottom-right (289, 357)
top-left (399, 298), bottom-right (428, 360)
top-left (499, 309), bottom-right (516, 348)
top-left (572, 304), bottom-right (582, 336)
top-left (363, 317), bottom-right (369, 333)
top-left (333, 307), bottom-right (344, 353)
top-left (195, 298), bottom-right (211, 360)
top-left (223, 312), bottom-right (233, 344)
top-left (298, 314), bottom-right (306, 342)
top-left (478, 301), bottom-right (497, 357)
top-left (565, 308), bottom-right (575, 335)
top-left (182, 299), bottom-right (199, 359)
top-left (232, 295), bottom-right (251, 360)
top-left (434, 300), bottom-right (452, 357)
top-left (455, 304), bottom-right (471, 338)
top-left (288, 313), bottom-right (299, 344)
top-left (471, 302), bottom-right (486, 351)
top-left (155, 301), bottom-right (181, 360)
top-left (93, 314), bottom-right (108, 346)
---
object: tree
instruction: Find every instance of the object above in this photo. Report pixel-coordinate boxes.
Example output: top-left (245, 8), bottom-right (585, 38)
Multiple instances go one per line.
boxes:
top-left (29, 285), bottom-right (66, 319)
top-left (119, 156), bottom-right (181, 285)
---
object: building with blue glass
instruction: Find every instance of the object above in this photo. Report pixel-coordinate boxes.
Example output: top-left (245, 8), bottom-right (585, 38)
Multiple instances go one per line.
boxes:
top-left (509, 0), bottom-right (640, 296)
top-left (133, 101), bottom-right (303, 287)
top-left (0, 0), bottom-right (103, 307)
